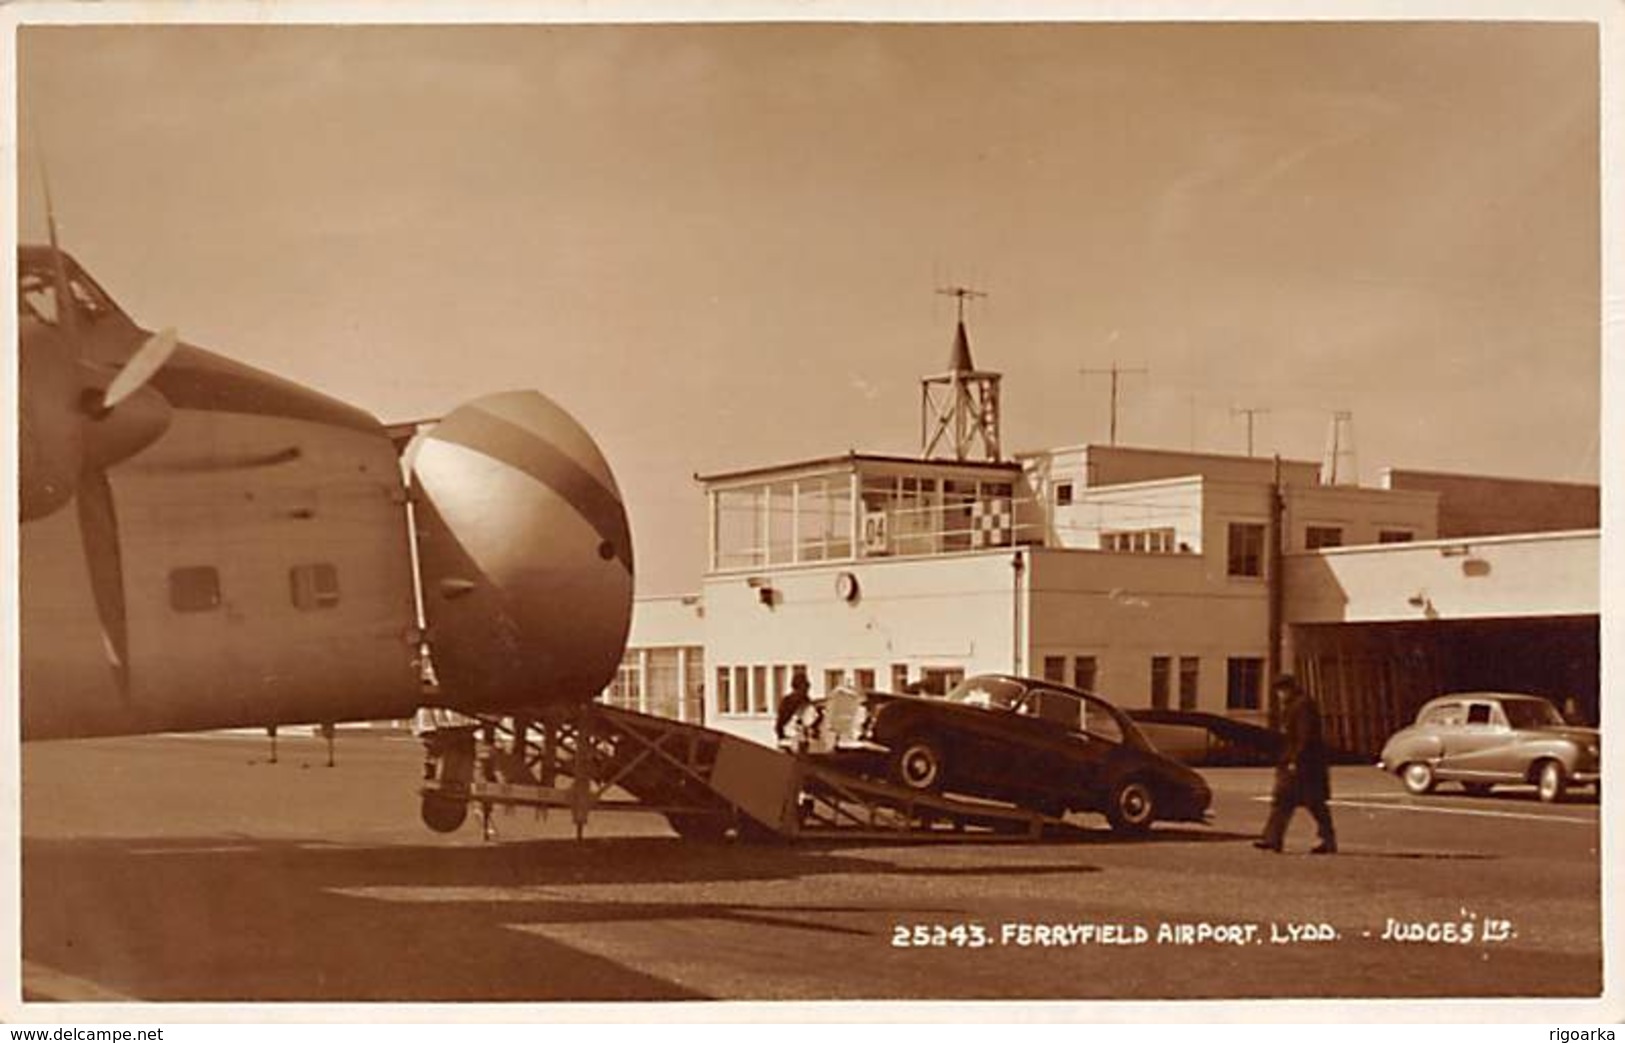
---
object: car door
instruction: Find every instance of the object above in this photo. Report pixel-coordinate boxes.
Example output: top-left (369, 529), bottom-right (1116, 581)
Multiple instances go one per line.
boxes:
top-left (1439, 700), bottom-right (1515, 781)
top-left (1025, 688), bottom-right (1113, 803)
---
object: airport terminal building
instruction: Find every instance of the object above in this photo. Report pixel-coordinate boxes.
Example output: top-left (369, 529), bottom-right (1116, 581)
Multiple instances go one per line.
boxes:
top-left (602, 323), bottom-right (1599, 755)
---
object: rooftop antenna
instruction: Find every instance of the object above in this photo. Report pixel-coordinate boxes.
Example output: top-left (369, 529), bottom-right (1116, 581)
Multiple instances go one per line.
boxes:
top-left (1231, 406), bottom-right (1269, 457)
top-left (1080, 361), bottom-right (1148, 447)
top-left (1322, 410), bottom-right (1357, 485)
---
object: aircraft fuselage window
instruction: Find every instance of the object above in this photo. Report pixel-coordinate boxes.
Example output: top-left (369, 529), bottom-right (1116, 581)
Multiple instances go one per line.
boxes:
top-left (169, 566), bottom-right (223, 613)
top-left (290, 563), bottom-right (341, 611)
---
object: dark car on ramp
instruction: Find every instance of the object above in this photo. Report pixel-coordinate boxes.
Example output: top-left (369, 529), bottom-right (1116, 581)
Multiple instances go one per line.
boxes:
top-left (803, 674), bottom-right (1212, 834)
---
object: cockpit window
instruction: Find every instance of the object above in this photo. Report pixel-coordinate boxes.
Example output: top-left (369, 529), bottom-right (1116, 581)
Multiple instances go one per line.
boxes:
top-left (19, 270), bottom-right (60, 324)
top-left (18, 257), bottom-right (113, 327)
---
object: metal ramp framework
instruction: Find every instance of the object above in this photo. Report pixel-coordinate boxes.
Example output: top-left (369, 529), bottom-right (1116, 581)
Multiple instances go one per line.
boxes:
top-left (418, 703), bottom-right (1048, 843)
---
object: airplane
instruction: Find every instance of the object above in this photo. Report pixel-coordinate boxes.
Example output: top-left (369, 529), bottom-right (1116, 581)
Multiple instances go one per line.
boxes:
top-left (16, 208), bottom-right (634, 753)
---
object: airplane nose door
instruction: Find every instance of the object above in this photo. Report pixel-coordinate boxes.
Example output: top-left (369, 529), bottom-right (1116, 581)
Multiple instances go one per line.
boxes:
top-left (408, 391), bottom-right (633, 714)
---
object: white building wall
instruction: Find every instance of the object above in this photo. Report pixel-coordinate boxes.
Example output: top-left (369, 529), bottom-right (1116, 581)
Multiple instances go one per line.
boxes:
top-left (1060, 478), bottom-right (1208, 552)
top-left (1285, 485), bottom-right (1439, 549)
top-left (1285, 530), bottom-right (1599, 624)
top-left (701, 551), bottom-right (1022, 744)
top-left (1026, 548), bottom-right (1269, 717)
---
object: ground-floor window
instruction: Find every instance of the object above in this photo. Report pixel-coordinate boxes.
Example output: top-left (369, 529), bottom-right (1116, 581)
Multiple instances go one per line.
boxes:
top-left (1150, 656), bottom-right (1171, 709)
top-left (1043, 656), bottom-right (1066, 683)
top-left (1226, 657), bottom-right (1263, 711)
top-left (1073, 656), bottom-right (1097, 693)
top-left (1179, 656), bottom-right (1199, 711)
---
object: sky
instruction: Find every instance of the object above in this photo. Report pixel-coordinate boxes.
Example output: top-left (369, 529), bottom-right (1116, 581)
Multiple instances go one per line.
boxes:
top-left (12, 12), bottom-right (1605, 596)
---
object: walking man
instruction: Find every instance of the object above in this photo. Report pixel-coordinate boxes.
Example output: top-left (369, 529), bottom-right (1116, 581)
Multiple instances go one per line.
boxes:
top-left (775, 671), bottom-right (813, 745)
top-left (1255, 674), bottom-right (1337, 854)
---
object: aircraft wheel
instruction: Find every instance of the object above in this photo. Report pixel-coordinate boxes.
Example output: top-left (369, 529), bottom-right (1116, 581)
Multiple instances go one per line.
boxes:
top-left (1536, 760), bottom-right (1568, 804)
top-left (1462, 782), bottom-right (1494, 797)
top-left (1106, 777), bottom-right (1157, 835)
top-left (420, 794), bottom-right (469, 833)
top-left (1401, 762), bottom-right (1436, 796)
top-left (891, 736), bottom-right (946, 792)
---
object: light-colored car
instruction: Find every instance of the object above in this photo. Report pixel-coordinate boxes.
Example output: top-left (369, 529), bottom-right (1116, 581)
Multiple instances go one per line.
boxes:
top-left (1377, 693), bottom-right (1600, 803)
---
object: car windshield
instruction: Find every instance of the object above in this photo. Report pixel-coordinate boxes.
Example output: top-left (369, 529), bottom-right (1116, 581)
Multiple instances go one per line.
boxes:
top-left (944, 677), bottom-right (1027, 711)
top-left (1501, 699), bottom-right (1565, 730)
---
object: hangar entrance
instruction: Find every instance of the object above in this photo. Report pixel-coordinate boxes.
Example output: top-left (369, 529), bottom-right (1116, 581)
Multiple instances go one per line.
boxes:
top-left (1291, 615), bottom-right (1598, 757)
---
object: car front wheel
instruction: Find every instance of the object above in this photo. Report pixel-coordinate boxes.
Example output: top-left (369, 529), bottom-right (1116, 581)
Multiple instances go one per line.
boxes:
top-left (1536, 760), bottom-right (1568, 804)
top-left (1106, 778), bottom-right (1157, 834)
top-left (891, 736), bottom-right (946, 792)
top-left (1401, 762), bottom-right (1436, 796)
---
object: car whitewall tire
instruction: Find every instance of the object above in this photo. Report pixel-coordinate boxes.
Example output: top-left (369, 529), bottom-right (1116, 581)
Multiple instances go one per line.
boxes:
top-left (1401, 761), bottom-right (1436, 796)
top-left (1536, 760), bottom-right (1568, 804)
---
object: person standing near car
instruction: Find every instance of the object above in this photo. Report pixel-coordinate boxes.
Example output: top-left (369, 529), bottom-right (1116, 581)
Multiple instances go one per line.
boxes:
top-left (1254, 674), bottom-right (1337, 854)
top-left (775, 671), bottom-right (813, 745)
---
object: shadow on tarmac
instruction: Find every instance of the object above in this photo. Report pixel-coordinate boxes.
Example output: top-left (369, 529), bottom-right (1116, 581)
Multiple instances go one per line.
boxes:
top-left (22, 833), bottom-right (1108, 1002)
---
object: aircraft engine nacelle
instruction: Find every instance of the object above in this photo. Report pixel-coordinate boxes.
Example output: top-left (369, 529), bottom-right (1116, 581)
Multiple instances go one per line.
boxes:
top-left (409, 391), bottom-right (633, 713)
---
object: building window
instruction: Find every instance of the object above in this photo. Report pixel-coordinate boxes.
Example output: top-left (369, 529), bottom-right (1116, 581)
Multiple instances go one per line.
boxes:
top-left (854, 668), bottom-right (876, 692)
top-left (1305, 526), bottom-right (1343, 550)
top-left (824, 668), bottom-right (847, 694)
top-left (1073, 656), bottom-right (1098, 693)
top-left (1043, 656), bottom-right (1066, 683)
top-left (289, 562), bottom-right (340, 611)
top-left (685, 651), bottom-right (706, 724)
top-left (715, 667), bottom-right (733, 715)
top-left (733, 666), bottom-right (749, 715)
top-left (1227, 657), bottom-right (1264, 711)
top-left (891, 663), bottom-right (910, 692)
top-left (1150, 656), bottom-right (1171, 710)
top-left (1054, 481), bottom-right (1074, 506)
top-left (1227, 523), bottom-right (1266, 577)
top-left (1379, 529), bottom-right (1415, 544)
top-left (919, 667), bottom-right (964, 696)
top-left (1179, 657), bottom-right (1199, 711)
top-left (772, 664), bottom-right (788, 709)
top-left (752, 665), bottom-right (769, 715)
top-left (1103, 527), bottom-right (1176, 554)
top-left (169, 566), bottom-right (222, 613)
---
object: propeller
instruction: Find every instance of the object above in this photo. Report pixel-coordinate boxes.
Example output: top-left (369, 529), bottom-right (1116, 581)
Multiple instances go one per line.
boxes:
top-left (19, 142), bottom-right (178, 700)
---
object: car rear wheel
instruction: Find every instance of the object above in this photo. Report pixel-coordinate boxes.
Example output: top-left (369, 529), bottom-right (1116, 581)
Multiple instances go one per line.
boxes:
top-left (1536, 760), bottom-right (1568, 804)
top-left (891, 737), bottom-right (945, 792)
top-left (1401, 762), bottom-right (1436, 796)
top-left (1462, 782), bottom-right (1494, 797)
top-left (1106, 778), bottom-right (1157, 835)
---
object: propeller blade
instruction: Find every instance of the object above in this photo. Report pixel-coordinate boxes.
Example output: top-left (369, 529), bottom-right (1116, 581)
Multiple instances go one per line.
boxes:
top-left (37, 144), bottom-right (79, 344)
top-left (76, 469), bottom-right (132, 700)
top-left (103, 328), bottom-right (178, 410)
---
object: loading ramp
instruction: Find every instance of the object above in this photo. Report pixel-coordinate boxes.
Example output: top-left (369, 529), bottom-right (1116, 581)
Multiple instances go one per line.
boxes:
top-left (418, 703), bottom-right (1049, 842)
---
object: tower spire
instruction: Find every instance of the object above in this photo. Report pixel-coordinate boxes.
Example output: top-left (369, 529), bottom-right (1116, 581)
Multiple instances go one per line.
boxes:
top-left (922, 286), bottom-right (1001, 462)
